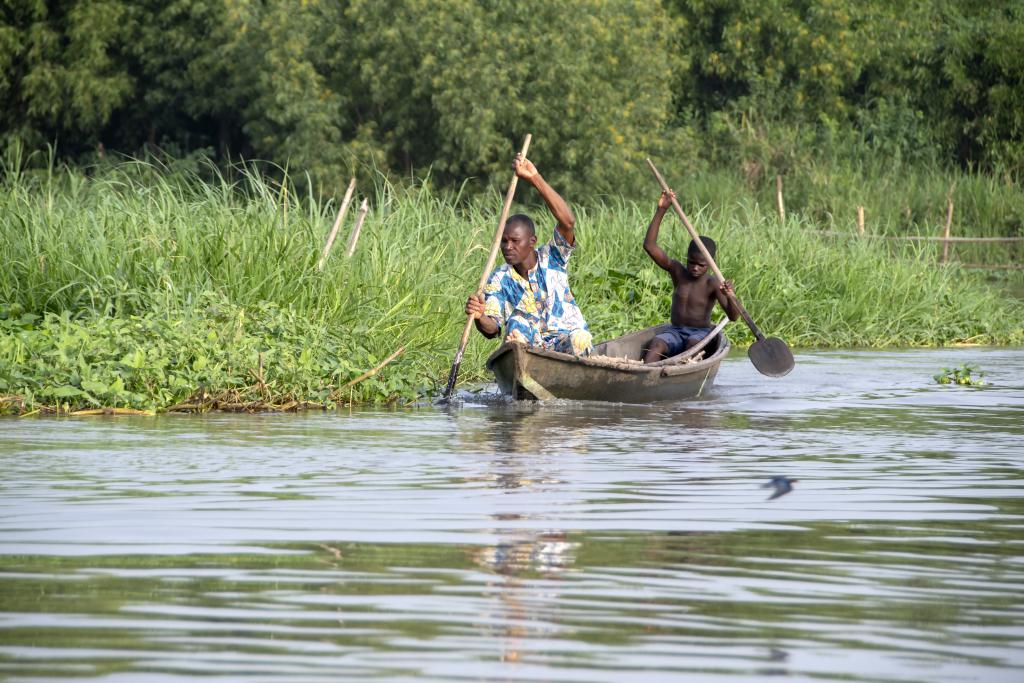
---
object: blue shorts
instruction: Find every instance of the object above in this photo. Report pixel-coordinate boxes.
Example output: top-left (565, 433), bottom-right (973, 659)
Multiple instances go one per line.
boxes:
top-left (654, 325), bottom-right (711, 357)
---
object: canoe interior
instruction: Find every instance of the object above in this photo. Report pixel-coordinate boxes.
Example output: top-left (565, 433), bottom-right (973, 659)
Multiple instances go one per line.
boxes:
top-left (591, 323), bottom-right (725, 364)
top-left (485, 324), bottom-right (730, 403)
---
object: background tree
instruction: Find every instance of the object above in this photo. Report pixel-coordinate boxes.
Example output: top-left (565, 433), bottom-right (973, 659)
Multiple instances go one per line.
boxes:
top-left (1, 0), bottom-right (132, 154)
top-left (1, 0), bottom-right (1021, 192)
top-left (343, 0), bottom-right (681, 197)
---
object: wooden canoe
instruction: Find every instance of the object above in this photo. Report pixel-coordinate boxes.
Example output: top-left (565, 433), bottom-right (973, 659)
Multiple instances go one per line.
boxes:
top-left (485, 322), bottom-right (730, 402)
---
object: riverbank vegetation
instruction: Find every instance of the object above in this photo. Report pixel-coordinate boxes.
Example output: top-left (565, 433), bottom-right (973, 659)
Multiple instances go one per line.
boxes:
top-left (2, 0), bottom-right (1022, 412)
top-left (2, 160), bottom-right (1022, 414)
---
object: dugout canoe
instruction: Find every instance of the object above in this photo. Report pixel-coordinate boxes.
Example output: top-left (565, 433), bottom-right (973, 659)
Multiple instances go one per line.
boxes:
top-left (485, 321), bottom-right (729, 402)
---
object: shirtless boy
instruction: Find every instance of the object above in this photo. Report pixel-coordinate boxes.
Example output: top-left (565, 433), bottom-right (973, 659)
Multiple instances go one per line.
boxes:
top-left (642, 189), bottom-right (739, 364)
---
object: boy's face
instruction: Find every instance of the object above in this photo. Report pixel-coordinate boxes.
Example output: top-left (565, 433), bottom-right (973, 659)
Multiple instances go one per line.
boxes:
top-left (686, 252), bottom-right (709, 278)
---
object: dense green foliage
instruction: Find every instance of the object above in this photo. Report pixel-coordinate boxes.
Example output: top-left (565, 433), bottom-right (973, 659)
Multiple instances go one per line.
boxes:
top-left (2, 0), bottom-right (1022, 200)
top-left (2, 161), bottom-right (1022, 412)
top-left (0, 298), bottom-right (421, 413)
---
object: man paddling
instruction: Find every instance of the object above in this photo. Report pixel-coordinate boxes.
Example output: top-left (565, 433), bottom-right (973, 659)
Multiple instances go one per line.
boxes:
top-left (464, 154), bottom-right (592, 355)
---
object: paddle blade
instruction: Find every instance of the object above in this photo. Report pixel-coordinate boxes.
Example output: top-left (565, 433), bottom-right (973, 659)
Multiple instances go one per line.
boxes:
top-left (748, 337), bottom-right (795, 377)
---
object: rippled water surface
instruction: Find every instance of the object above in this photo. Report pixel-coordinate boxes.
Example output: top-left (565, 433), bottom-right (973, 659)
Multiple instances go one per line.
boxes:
top-left (2, 348), bottom-right (1023, 682)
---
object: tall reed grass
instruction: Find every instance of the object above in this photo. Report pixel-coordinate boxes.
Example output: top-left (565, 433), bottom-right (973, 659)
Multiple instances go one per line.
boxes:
top-left (681, 160), bottom-right (1024, 268)
top-left (1, 159), bottom-right (1022, 410)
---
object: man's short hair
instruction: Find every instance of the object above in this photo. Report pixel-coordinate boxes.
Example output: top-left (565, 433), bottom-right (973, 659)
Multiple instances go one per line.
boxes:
top-left (688, 236), bottom-right (716, 259)
top-left (506, 214), bottom-right (536, 237)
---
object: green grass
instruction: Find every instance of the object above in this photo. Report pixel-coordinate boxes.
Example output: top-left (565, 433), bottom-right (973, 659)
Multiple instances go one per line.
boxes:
top-left (1, 158), bottom-right (1022, 412)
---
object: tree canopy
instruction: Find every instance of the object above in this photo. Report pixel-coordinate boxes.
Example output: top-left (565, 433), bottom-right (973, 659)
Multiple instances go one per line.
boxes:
top-left (1, 0), bottom-right (1021, 196)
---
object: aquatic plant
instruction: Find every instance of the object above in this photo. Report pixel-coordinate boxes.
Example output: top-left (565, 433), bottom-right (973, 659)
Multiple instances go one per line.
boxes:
top-left (933, 364), bottom-right (987, 386)
top-left (0, 296), bottom-right (423, 415)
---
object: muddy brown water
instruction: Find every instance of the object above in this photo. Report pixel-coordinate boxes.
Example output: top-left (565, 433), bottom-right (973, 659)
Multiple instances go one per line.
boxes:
top-left (1, 348), bottom-right (1023, 682)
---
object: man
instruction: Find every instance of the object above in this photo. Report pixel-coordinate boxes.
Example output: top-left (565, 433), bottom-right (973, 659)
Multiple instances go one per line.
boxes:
top-left (464, 153), bottom-right (592, 355)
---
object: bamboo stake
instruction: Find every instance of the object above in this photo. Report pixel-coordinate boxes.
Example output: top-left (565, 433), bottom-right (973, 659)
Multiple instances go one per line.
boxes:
top-left (345, 198), bottom-right (370, 257)
top-left (281, 183), bottom-right (288, 229)
top-left (317, 178), bottom-right (357, 271)
top-left (775, 175), bottom-right (785, 223)
top-left (818, 231), bottom-right (1023, 243)
top-left (942, 186), bottom-right (955, 264)
top-left (958, 263), bottom-right (1024, 270)
top-left (857, 205), bottom-right (865, 236)
top-left (339, 346), bottom-right (406, 392)
top-left (69, 408), bottom-right (156, 416)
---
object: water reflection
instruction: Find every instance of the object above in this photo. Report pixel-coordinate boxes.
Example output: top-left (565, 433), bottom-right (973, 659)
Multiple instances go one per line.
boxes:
top-left (465, 407), bottom-right (585, 667)
top-left (453, 401), bottom-right (601, 456)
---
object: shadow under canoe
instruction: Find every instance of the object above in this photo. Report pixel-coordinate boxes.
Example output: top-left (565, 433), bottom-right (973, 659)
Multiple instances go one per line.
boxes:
top-left (485, 321), bottom-right (730, 402)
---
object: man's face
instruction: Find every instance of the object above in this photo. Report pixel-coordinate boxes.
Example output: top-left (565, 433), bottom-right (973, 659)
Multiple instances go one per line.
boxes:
top-left (686, 252), bottom-right (709, 278)
top-left (501, 223), bottom-right (537, 267)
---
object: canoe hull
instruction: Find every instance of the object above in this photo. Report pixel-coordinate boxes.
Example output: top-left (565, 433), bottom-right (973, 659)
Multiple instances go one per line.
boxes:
top-left (485, 324), bottom-right (729, 402)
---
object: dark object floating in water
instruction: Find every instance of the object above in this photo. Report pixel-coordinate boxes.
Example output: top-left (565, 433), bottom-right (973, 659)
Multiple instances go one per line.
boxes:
top-left (763, 476), bottom-right (798, 500)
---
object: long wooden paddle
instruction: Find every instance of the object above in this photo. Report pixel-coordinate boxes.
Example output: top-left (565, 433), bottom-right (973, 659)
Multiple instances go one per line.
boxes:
top-left (441, 134), bottom-right (533, 400)
top-left (645, 159), bottom-right (795, 377)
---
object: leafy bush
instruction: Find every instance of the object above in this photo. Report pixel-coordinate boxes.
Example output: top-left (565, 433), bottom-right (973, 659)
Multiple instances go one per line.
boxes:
top-left (0, 296), bottom-right (423, 414)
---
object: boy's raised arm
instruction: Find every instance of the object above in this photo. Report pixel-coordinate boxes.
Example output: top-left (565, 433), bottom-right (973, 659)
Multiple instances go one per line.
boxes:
top-left (514, 154), bottom-right (576, 244)
top-left (643, 190), bottom-right (676, 271)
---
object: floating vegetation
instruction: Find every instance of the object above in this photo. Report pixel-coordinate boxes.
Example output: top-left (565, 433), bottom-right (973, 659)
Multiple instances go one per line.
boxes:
top-left (933, 364), bottom-right (987, 386)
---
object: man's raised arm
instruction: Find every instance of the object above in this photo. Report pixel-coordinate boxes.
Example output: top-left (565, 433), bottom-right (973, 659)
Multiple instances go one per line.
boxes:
top-left (513, 154), bottom-right (576, 244)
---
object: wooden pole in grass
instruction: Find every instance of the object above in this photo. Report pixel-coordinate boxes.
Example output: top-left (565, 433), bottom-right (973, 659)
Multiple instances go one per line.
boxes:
top-left (942, 186), bottom-right (955, 264)
top-left (317, 178), bottom-right (357, 271)
top-left (857, 205), bottom-right (865, 236)
top-left (345, 198), bottom-right (370, 257)
top-left (440, 133), bottom-right (532, 400)
top-left (775, 175), bottom-right (785, 223)
top-left (281, 183), bottom-right (288, 229)
top-left (338, 346), bottom-right (406, 393)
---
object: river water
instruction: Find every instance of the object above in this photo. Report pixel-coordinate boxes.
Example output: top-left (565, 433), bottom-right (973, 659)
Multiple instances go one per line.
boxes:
top-left (1, 348), bottom-right (1022, 682)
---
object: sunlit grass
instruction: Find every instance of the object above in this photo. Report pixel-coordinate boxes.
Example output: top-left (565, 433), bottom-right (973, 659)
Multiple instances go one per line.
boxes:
top-left (1, 159), bottom-right (1022, 411)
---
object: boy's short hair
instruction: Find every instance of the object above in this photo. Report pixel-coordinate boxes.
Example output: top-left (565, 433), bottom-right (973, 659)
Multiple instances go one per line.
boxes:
top-left (688, 236), bottom-right (717, 259)
top-left (506, 214), bottom-right (536, 237)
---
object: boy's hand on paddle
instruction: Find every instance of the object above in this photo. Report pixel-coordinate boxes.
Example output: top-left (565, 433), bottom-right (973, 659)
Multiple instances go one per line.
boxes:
top-left (465, 294), bottom-right (486, 319)
top-left (513, 154), bottom-right (538, 181)
top-left (720, 279), bottom-right (735, 296)
top-left (657, 189), bottom-right (675, 210)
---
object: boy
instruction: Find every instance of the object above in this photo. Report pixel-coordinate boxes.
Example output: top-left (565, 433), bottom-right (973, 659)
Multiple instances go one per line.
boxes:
top-left (642, 189), bottom-right (739, 364)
